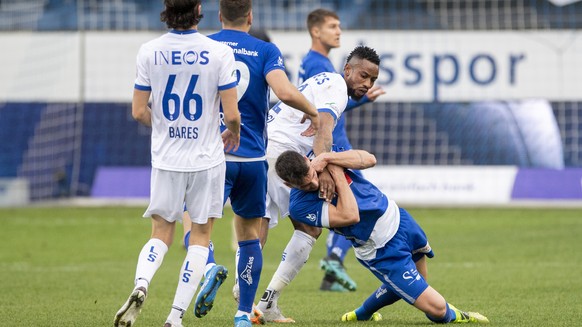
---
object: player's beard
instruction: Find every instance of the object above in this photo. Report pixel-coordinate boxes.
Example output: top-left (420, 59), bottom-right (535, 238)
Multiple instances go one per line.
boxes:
top-left (348, 88), bottom-right (364, 101)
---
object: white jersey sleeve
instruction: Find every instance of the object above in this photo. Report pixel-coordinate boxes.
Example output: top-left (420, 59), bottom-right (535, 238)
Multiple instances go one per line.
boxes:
top-left (267, 72), bottom-right (348, 157)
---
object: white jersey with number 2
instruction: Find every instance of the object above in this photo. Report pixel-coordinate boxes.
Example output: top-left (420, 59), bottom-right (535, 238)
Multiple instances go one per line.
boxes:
top-left (266, 71), bottom-right (348, 157)
top-left (135, 30), bottom-right (237, 172)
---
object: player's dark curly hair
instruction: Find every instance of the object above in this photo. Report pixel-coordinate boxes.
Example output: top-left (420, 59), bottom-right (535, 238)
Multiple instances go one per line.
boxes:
top-left (346, 46), bottom-right (380, 66)
top-left (160, 0), bottom-right (204, 29)
top-left (275, 150), bottom-right (310, 186)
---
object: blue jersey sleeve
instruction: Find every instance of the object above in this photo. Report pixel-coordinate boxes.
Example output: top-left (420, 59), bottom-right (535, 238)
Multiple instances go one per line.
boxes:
top-left (262, 42), bottom-right (286, 77)
top-left (288, 189), bottom-right (327, 227)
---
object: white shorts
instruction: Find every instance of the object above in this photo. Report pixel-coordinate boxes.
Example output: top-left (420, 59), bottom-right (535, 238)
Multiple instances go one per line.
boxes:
top-left (265, 157), bottom-right (291, 228)
top-left (144, 163), bottom-right (226, 224)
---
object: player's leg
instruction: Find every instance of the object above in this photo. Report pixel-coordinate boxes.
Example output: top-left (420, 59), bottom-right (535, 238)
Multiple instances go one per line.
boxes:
top-left (382, 208), bottom-right (488, 323)
top-left (257, 218), bottom-right (320, 323)
top-left (115, 168), bottom-right (182, 326)
top-left (193, 161), bottom-right (239, 318)
top-left (341, 283), bottom-right (399, 322)
top-left (165, 164), bottom-right (225, 326)
top-left (224, 161), bottom-right (267, 326)
top-left (320, 230), bottom-right (356, 291)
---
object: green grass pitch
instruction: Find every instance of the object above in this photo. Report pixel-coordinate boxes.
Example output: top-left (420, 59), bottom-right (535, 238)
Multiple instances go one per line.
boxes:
top-left (1, 206), bottom-right (581, 326)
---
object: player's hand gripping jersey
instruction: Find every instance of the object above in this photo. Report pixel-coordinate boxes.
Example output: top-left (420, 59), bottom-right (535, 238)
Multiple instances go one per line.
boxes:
top-left (267, 72), bottom-right (348, 157)
top-left (135, 30), bottom-right (237, 172)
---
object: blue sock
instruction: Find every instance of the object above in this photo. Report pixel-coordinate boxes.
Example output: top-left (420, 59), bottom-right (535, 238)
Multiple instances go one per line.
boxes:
top-left (183, 230), bottom-right (190, 250)
top-left (237, 239), bottom-right (262, 313)
top-left (327, 232), bottom-right (352, 262)
top-left (355, 284), bottom-right (400, 320)
top-left (426, 303), bottom-right (455, 323)
top-left (206, 240), bottom-right (216, 265)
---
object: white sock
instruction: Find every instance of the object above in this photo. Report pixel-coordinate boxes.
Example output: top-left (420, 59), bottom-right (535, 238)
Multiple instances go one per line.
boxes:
top-left (134, 238), bottom-right (168, 290)
top-left (273, 230), bottom-right (315, 285)
top-left (257, 230), bottom-right (315, 310)
top-left (167, 245), bottom-right (209, 323)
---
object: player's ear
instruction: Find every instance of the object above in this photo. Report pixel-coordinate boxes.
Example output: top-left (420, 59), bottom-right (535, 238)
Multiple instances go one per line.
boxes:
top-left (283, 181), bottom-right (293, 188)
top-left (344, 63), bottom-right (352, 77)
top-left (218, 11), bottom-right (223, 23)
top-left (248, 11), bottom-right (253, 25)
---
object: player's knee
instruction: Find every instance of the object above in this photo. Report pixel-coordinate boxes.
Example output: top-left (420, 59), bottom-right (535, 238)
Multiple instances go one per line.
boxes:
top-left (296, 224), bottom-right (322, 239)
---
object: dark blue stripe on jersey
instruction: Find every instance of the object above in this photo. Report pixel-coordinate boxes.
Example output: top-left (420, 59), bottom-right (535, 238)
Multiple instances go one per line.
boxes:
top-left (218, 81), bottom-right (237, 91)
top-left (134, 84), bottom-right (151, 91)
top-left (319, 108), bottom-right (338, 121)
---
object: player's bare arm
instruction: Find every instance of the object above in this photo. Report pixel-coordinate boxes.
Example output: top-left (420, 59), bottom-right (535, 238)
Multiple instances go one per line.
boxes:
top-left (312, 112), bottom-right (335, 201)
top-left (325, 164), bottom-right (359, 227)
top-left (266, 69), bottom-right (320, 137)
top-left (310, 150), bottom-right (376, 172)
top-left (132, 89), bottom-right (152, 127)
top-left (219, 87), bottom-right (241, 152)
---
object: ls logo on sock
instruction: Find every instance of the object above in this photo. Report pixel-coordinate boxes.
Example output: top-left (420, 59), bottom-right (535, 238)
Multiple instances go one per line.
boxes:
top-left (147, 246), bottom-right (159, 262)
top-left (240, 256), bottom-right (254, 285)
top-left (182, 261), bottom-right (194, 282)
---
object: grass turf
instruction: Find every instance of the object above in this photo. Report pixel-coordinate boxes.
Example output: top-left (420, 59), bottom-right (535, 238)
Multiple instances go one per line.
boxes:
top-left (1, 206), bottom-right (580, 326)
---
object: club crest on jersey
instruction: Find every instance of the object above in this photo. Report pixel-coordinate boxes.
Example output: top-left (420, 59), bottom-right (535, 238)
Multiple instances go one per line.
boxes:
top-left (275, 56), bottom-right (284, 67)
top-left (305, 213), bottom-right (317, 222)
top-left (154, 50), bottom-right (209, 65)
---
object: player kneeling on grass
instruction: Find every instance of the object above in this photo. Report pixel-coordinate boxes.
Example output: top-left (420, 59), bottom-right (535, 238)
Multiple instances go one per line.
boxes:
top-left (275, 148), bottom-right (489, 324)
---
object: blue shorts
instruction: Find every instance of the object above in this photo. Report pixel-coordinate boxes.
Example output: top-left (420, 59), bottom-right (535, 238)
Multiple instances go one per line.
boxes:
top-left (358, 208), bottom-right (434, 305)
top-left (225, 160), bottom-right (268, 219)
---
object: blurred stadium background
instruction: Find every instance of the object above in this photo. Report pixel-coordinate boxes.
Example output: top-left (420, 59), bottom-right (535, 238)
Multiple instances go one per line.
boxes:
top-left (0, 0), bottom-right (581, 204)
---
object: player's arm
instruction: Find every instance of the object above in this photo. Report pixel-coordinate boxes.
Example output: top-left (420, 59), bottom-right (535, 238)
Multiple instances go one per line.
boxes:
top-left (219, 87), bottom-right (241, 152)
top-left (325, 164), bottom-right (359, 227)
top-left (132, 89), bottom-right (152, 127)
top-left (311, 112), bottom-right (336, 201)
top-left (266, 69), bottom-right (319, 137)
top-left (310, 150), bottom-right (376, 172)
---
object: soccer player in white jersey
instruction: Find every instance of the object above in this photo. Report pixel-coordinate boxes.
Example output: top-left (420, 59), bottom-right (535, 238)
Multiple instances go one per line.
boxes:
top-left (179, 1), bottom-right (319, 327)
top-left (113, 1), bottom-right (240, 327)
top-left (275, 148), bottom-right (490, 324)
top-left (255, 46), bottom-right (381, 322)
top-left (299, 8), bottom-right (387, 293)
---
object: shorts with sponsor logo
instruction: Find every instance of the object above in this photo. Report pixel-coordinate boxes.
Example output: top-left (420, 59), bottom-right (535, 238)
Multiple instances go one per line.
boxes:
top-left (357, 208), bottom-right (434, 304)
top-left (144, 164), bottom-right (226, 224)
top-left (225, 160), bottom-right (268, 218)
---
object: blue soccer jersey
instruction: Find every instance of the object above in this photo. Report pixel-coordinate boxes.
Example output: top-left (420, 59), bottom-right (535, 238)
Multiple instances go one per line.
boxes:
top-left (210, 29), bottom-right (286, 158)
top-left (289, 168), bottom-right (389, 244)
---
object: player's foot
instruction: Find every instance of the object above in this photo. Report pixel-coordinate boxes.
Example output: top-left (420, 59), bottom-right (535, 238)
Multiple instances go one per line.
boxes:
top-left (163, 320), bottom-right (183, 327)
top-left (262, 304), bottom-right (295, 323)
top-left (234, 315), bottom-right (252, 327)
top-left (450, 304), bottom-right (490, 323)
top-left (114, 286), bottom-right (147, 326)
top-left (251, 305), bottom-right (266, 325)
top-left (194, 265), bottom-right (228, 318)
top-left (320, 257), bottom-right (356, 291)
top-left (320, 276), bottom-right (349, 292)
top-left (341, 311), bottom-right (382, 322)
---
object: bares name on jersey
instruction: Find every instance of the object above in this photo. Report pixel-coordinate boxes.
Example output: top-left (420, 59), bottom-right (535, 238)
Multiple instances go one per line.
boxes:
top-left (154, 50), bottom-right (210, 65)
top-left (169, 126), bottom-right (198, 139)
